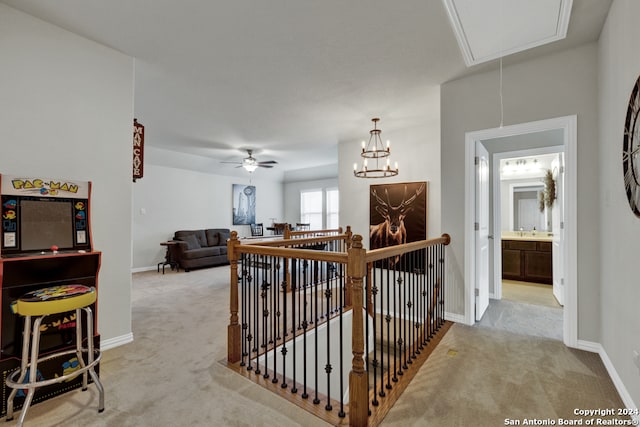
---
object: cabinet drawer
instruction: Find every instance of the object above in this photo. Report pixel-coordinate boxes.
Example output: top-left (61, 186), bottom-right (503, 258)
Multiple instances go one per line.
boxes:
top-left (505, 240), bottom-right (537, 251)
top-left (537, 241), bottom-right (552, 252)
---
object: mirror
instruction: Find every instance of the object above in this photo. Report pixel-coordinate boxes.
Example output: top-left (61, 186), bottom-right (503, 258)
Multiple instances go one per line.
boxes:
top-left (512, 185), bottom-right (547, 231)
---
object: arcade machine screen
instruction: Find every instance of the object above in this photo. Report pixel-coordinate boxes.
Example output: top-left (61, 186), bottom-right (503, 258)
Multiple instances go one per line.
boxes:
top-left (20, 199), bottom-right (74, 251)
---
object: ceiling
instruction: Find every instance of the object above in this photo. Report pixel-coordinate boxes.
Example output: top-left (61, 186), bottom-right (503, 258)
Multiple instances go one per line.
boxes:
top-left (1, 0), bottom-right (612, 179)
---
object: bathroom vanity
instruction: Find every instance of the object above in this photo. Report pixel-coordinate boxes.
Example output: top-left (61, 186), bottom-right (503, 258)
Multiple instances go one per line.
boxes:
top-left (501, 233), bottom-right (552, 284)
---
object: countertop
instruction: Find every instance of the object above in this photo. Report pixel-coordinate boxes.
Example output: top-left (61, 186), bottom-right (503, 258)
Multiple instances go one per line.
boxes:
top-left (501, 232), bottom-right (553, 242)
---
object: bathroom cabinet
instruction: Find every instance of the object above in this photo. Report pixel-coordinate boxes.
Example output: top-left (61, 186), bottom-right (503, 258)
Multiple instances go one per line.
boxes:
top-left (502, 239), bottom-right (552, 284)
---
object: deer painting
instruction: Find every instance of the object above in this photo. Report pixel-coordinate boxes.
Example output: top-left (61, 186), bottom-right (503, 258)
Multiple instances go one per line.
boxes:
top-left (369, 183), bottom-right (426, 252)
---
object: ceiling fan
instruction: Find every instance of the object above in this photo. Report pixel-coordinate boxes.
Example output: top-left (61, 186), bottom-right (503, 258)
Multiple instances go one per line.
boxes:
top-left (222, 149), bottom-right (278, 172)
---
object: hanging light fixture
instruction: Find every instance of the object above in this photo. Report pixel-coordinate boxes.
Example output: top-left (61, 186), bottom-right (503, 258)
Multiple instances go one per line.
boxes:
top-left (353, 118), bottom-right (399, 178)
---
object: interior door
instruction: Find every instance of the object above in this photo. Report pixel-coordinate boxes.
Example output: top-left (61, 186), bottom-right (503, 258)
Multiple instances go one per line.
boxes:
top-left (475, 141), bottom-right (490, 321)
top-left (552, 153), bottom-right (565, 305)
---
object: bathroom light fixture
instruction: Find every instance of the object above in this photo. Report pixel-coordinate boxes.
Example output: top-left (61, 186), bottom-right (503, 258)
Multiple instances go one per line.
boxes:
top-left (353, 118), bottom-right (399, 178)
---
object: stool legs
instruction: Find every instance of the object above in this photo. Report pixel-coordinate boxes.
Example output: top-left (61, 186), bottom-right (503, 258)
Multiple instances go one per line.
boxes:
top-left (75, 307), bottom-right (104, 412)
top-left (5, 308), bottom-right (104, 426)
top-left (7, 316), bottom-right (43, 426)
top-left (6, 315), bottom-right (31, 422)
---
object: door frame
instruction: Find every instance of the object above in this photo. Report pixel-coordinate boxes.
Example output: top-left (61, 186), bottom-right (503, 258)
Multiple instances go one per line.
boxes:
top-left (492, 146), bottom-right (564, 300)
top-left (464, 115), bottom-right (577, 348)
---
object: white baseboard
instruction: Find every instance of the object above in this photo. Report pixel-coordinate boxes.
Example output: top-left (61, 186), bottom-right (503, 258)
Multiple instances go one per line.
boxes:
top-left (578, 340), bottom-right (638, 420)
top-left (131, 265), bottom-right (158, 273)
top-left (576, 339), bottom-right (601, 353)
top-left (101, 332), bottom-right (134, 351)
top-left (445, 311), bottom-right (466, 324)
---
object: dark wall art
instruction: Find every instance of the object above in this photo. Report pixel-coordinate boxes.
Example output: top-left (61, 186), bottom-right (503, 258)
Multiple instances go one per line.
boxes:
top-left (232, 184), bottom-right (256, 225)
top-left (369, 181), bottom-right (427, 251)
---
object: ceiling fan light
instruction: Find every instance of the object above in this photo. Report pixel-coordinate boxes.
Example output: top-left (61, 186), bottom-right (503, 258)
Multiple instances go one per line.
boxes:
top-left (243, 163), bottom-right (258, 172)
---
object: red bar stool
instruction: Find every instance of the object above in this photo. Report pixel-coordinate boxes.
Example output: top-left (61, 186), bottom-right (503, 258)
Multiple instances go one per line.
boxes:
top-left (5, 284), bottom-right (104, 427)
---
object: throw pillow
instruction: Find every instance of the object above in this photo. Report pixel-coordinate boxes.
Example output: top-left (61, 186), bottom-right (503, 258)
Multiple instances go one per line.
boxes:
top-left (181, 234), bottom-right (201, 250)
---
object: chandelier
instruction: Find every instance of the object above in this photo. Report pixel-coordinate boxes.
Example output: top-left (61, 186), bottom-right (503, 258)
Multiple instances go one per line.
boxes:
top-left (353, 118), bottom-right (398, 178)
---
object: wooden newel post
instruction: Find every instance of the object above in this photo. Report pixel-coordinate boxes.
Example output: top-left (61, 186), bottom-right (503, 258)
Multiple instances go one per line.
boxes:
top-left (227, 231), bottom-right (241, 363)
top-left (348, 234), bottom-right (368, 426)
top-left (345, 225), bottom-right (353, 251)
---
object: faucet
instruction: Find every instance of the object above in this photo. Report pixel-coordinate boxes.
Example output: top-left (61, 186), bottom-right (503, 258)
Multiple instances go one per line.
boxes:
top-left (532, 226), bottom-right (536, 236)
top-left (519, 227), bottom-right (524, 237)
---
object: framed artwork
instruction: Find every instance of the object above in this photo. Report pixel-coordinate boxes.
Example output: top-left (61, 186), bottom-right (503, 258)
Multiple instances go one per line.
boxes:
top-left (232, 184), bottom-right (256, 225)
top-left (369, 181), bottom-right (427, 251)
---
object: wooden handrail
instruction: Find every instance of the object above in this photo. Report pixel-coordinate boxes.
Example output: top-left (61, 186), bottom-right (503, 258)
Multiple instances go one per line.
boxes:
top-left (364, 234), bottom-right (450, 263)
top-left (246, 233), bottom-right (348, 248)
top-left (235, 244), bottom-right (348, 264)
top-left (285, 226), bottom-right (344, 239)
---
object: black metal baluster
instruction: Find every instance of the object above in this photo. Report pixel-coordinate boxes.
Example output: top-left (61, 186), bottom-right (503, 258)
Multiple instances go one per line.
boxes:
top-left (247, 255), bottom-right (260, 374)
top-left (272, 256), bottom-right (279, 384)
top-left (427, 246), bottom-right (435, 342)
top-left (324, 283), bottom-right (332, 410)
top-left (280, 266), bottom-right (288, 389)
top-left (417, 249), bottom-right (427, 350)
top-left (261, 259), bottom-right (269, 379)
top-left (302, 257), bottom-right (309, 399)
top-left (403, 252), bottom-right (410, 367)
top-left (404, 254), bottom-right (416, 364)
top-left (240, 254), bottom-right (247, 367)
top-left (269, 255), bottom-right (275, 348)
top-left (371, 262), bottom-right (379, 407)
top-left (439, 243), bottom-right (445, 328)
top-left (396, 259), bottom-right (402, 378)
top-left (386, 258), bottom-right (397, 390)
top-left (420, 248), bottom-right (429, 348)
top-left (313, 257), bottom-right (320, 405)
top-left (255, 258), bottom-right (262, 376)
top-left (292, 257), bottom-right (298, 394)
top-left (338, 261), bottom-right (345, 418)
top-left (379, 263), bottom-right (385, 398)
top-left (414, 249), bottom-right (421, 355)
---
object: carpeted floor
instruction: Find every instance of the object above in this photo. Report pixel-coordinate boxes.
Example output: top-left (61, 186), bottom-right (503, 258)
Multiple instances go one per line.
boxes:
top-left (7, 267), bottom-right (624, 427)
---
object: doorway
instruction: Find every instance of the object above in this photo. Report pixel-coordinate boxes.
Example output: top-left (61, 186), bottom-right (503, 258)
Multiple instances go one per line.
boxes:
top-left (464, 115), bottom-right (577, 348)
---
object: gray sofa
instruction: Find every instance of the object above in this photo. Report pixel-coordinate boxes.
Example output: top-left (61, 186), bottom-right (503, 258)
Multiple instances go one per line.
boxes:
top-left (173, 229), bottom-right (230, 271)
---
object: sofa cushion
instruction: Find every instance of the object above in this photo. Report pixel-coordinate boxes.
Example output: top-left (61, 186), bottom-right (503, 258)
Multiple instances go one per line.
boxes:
top-left (181, 246), bottom-right (221, 260)
top-left (218, 230), bottom-right (230, 244)
top-left (179, 234), bottom-right (201, 250)
top-left (205, 229), bottom-right (220, 247)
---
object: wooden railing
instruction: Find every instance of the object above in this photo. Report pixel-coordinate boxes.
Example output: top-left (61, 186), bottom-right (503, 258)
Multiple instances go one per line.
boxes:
top-left (226, 227), bottom-right (450, 426)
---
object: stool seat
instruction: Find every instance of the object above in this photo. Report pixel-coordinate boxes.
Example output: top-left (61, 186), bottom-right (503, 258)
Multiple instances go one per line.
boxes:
top-left (5, 284), bottom-right (103, 426)
top-left (10, 284), bottom-right (96, 317)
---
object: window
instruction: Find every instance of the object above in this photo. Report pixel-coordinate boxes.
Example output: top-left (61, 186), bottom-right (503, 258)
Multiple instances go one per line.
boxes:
top-left (326, 188), bottom-right (339, 229)
top-left (300, 188), bottom-right (339, 230)
top-left (300, 190), bottom-right (323, 230)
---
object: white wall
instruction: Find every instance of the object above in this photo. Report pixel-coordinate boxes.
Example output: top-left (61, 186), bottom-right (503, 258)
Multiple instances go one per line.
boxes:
top-left (132, 162), bottom-right (283, 269)
top-left (0, 5), bottom-right (134, 344)
top-left (598, 0), bottom-right (640, 407)
top-left (441, 43), bottom-right (600, 338)
top-left (338, 106), bottom-right (442, 246)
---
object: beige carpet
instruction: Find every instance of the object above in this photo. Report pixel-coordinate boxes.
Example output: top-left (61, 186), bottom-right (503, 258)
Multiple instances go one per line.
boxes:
top-left (7, 267), bottom-right (625, 427)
